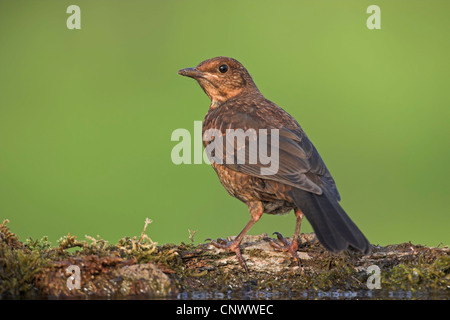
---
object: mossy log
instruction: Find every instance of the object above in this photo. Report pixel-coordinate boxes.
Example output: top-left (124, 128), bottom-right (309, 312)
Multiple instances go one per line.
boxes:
top-left (1, 220), bottom-right (449, 299)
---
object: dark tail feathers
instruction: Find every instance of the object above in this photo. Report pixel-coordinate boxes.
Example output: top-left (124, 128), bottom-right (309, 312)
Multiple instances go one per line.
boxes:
top-left (289, 189), bottom-right (371, 255)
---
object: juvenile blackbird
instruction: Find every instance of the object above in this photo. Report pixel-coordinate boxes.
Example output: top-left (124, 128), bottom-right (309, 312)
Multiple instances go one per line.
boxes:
top-left (178, 57), bottom-right (370, 272)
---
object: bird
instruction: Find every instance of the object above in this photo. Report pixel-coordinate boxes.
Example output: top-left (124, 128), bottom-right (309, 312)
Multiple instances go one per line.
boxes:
top-left (178, 56), bottom-right (371, 272)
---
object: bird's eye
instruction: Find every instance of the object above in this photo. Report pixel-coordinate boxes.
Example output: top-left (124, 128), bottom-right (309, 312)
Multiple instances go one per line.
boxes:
top-left (218, 64), bottom-right (228, 73)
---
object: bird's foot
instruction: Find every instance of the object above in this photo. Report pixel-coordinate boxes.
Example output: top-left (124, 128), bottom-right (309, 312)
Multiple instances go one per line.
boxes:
top-left (269, 232), bottom-right (302, 267)
top-left (205, 237), bottom-right (249, 273)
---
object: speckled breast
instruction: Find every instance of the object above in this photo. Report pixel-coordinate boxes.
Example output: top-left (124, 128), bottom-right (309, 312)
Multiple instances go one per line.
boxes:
top-left (210, 162), bottom-right (295, 215)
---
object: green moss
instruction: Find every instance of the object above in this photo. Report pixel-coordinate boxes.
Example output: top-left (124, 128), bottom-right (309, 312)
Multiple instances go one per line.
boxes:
top-left (1, 218), bottom-right (449, 298)
top-left (25, 236), bottom-right (52, 252)
top-left (383, 255), bottom-right (450, 290)
top-left (0, 243), bottom-right (48, 297)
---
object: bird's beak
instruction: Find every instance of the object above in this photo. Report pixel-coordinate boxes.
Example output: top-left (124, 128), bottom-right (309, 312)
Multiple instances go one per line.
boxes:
top-left (178, 67), bottom-right (204, 79)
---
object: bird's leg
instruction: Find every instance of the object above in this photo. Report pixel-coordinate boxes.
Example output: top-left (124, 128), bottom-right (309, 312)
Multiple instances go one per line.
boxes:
top-left (269, 208), bottom-right (304, 266)
top-left (206, 202), bottom-right (263, 273)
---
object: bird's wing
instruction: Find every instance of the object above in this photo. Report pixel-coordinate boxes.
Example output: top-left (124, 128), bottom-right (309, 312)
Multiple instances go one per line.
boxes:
top-left (203, 98), bottom-right (341, 200)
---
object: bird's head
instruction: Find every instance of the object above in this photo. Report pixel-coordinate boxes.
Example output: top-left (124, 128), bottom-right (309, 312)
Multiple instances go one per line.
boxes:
top-left (178, 56), bottom-right (259, 107)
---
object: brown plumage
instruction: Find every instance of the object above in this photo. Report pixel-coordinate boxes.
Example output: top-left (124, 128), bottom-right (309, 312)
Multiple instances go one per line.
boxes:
top-left (178, 57), bottom-right (370, 272)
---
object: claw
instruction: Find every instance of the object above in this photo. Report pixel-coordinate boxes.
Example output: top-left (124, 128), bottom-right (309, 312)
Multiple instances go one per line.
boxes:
top-left (269, 238), bottom-right (285, 251)
top-left (216, 238), bottom-right (228, 245)
top-left (205, 237), bottom-right (249, 273)
top-left (269, 232), bottom-right (302, 267)
top-left (272, 232), bottom-right (290, 246)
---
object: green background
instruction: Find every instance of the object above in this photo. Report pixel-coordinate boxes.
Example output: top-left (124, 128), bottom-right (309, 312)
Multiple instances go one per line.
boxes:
top-left (1, 0), bottom-right (449, 247)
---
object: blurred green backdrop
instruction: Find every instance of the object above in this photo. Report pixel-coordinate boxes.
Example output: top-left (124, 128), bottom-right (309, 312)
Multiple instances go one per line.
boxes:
top-left (1, 0), bottom-right (449, 247)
